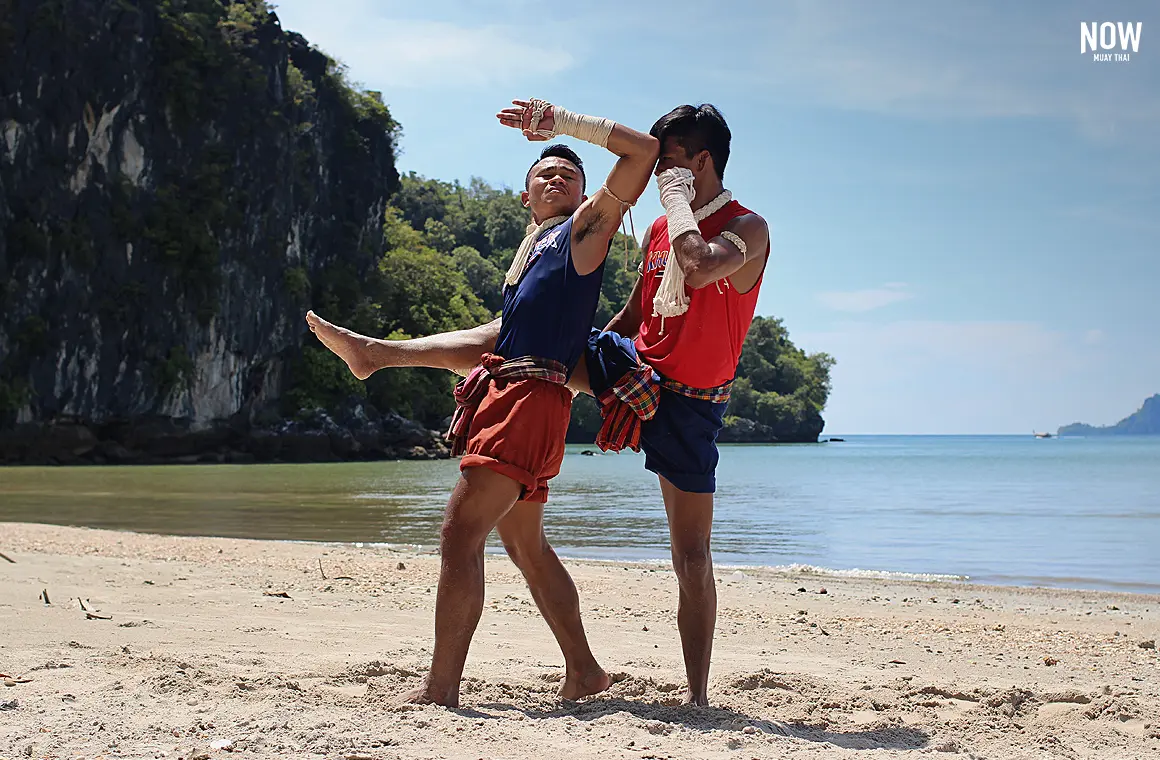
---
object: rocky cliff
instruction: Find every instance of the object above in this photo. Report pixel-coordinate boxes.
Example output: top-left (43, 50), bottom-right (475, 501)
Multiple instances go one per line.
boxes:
top-left (0, 0), bottom-right (448, 464)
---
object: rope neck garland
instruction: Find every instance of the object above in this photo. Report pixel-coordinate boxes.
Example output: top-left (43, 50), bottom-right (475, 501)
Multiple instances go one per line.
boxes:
top-left (504, 215), bottom-right (570, 288)
top-left (694, 189), bottom-right (732, 222)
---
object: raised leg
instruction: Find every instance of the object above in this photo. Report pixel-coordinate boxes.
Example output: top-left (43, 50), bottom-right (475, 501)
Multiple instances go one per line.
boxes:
top-left (305, 311), bottom-right (500, 378)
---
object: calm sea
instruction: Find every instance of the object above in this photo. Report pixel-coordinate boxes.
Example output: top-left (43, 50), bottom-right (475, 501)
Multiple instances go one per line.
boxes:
top-left (1, 436), bottom-right (1157, 593)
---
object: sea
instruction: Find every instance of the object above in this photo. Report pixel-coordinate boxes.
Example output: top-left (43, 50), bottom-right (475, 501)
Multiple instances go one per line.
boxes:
top-left (1, 435), bottom-right (1157, 593)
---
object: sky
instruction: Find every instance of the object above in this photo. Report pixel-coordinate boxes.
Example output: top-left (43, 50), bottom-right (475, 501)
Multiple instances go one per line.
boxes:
top-left (271, 0), bottom-right (1159, 434)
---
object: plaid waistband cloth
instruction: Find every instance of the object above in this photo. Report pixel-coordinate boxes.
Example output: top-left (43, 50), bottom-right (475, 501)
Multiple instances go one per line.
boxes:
top-left (596, 367), bottom-right (732, 453)
top-left (445, 353), bottom-right (568, 456)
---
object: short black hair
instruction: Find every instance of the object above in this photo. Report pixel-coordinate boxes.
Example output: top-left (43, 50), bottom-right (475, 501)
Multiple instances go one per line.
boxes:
top-left (524, 143), bottom-right (586, 193)
top-left (650, 104), bottom-right (731, 180)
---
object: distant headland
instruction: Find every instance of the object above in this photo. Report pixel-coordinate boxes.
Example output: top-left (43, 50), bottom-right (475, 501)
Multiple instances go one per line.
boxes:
top-left (1058, 394), bottom-right (1160, 436)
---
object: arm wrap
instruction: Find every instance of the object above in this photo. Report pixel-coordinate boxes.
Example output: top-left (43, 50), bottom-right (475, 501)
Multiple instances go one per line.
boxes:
top-left (720, 230), bottom-right (748, 262)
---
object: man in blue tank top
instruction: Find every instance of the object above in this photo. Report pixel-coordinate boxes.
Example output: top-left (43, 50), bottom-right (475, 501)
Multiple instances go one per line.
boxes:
top-left (310, 98), bottom-right (658, 707)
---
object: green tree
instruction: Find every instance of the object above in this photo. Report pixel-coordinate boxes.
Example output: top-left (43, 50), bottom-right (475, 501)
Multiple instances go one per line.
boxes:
top-left (594, 232), bottom-right (642, 328)
top-left (725, 376), bottom-right (758, 420)
top-left (451, 246), bottom-right (504, 314)
top-left (357, 206), bottom-right (492, 425)
top-left (288, 204), bottom-right (489, 424)
top-left (484, 197), bottom-right (529, 254)
top-left (423, 218), bottom-right (456, 254)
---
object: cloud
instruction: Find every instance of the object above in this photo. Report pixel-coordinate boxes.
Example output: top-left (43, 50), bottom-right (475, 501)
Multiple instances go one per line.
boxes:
top-left (817, 283), bottom-right (913, 312)
top-left (272, 1), bottom-right (574, 88)
top-left (733, 0), bottom-right (1160, 140)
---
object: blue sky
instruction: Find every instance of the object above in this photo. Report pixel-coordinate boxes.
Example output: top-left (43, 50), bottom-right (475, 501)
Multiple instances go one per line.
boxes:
top-left (272, 0), bottom-right (1159, 434)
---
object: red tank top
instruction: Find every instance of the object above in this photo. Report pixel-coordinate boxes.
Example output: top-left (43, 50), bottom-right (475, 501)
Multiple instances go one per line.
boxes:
top-left (635, 200), bottom-right (765, 388)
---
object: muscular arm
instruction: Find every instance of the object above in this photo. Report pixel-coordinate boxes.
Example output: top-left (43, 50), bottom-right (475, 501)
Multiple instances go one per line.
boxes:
top-left (670, 213), bottom-right (769, 290)
top-left (497, 99), bottom-right (657, 275)
top-left (570, 124), bottom-right (659, 276)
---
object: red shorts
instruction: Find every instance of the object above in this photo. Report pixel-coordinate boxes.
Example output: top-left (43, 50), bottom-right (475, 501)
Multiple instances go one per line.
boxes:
top-left (459, 378), bottom-right (572, 503)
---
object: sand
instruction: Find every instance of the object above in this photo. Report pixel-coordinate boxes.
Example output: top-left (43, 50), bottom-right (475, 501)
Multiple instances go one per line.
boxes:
top-left (0, 522), bottom-right (1157, 759)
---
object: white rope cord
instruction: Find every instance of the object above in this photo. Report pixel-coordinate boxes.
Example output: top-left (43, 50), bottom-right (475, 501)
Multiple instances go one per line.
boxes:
top-left (652, 166), bottom-right (733, 329)
top-left (601, 183), bottom-right (637, 271)
top-left (719, 230), bottom-right (748, 262)
top-left (640, 191), bottom-right (728, 280)
top-left (712, 230), bottom-right (747, 294)
top-left (528, 99), bottom-right (549, 135)
top-left (527, 99), bottom-right (613, 148)
top-left (651, 169), bottom-right (697, 324)
top-left (504, 215), bottom-right (570, 288)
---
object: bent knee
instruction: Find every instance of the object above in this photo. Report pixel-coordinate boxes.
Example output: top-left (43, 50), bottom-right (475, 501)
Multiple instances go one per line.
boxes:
top-left (501, 535), bottom-right (552, 572)
top-left (672, 544), bottom-right (713, 582)
top-left (500, 538), bottom-right (527, 569)
top-left (440, 520), bottom-right (491, 555)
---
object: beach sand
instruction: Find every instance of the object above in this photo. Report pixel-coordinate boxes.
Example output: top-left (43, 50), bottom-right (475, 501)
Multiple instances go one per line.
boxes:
top-left (1, 522), bottom-right (1157, 759)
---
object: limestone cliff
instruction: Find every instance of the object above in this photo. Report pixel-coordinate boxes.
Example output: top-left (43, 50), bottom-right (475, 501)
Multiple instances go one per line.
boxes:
top-left (0, 0), bottom-right (432, 463)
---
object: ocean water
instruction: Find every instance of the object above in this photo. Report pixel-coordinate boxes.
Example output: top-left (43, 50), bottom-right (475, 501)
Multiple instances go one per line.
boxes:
top-left (1, 436), bottom-right (1157, 593)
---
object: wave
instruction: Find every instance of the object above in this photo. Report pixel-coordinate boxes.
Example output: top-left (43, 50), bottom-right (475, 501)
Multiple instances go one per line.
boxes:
top-left (725, 562), bottom-right (970, 583)
top-left (549, 554), bottom-right (972, 584)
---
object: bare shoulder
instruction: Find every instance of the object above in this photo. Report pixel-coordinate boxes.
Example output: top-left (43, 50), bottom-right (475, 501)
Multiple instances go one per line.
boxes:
top-left (725, 213), bottom-right (769, 264)
top-left (723, 213), bottom-right (770, 290)
top-left (724, 212), bottom-right (769, 241)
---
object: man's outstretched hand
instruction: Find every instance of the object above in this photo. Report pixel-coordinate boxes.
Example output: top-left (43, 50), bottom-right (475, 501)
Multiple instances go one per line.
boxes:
top-left (496, 99), bottom-right (554, 141)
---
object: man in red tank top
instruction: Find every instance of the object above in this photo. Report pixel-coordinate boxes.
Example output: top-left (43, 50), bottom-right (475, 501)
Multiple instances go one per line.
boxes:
top-left (305, 104), bottom-right (769, 707)
top-left (589, 104), bottom-right (770, 705)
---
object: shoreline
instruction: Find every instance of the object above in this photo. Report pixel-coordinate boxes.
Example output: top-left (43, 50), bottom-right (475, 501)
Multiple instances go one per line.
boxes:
top-left (6, 519), bottom-right (1160, 597)
top-left (2, 522), bottom-right (1158, 759)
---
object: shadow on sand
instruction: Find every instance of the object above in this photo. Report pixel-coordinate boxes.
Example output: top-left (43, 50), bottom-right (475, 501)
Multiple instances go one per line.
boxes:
top-left (461, 696), bottom-right (929, 752)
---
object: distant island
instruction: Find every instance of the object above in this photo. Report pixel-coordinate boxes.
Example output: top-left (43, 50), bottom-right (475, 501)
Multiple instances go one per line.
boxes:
top-left (1058, 394), bottom-right (1160, 436)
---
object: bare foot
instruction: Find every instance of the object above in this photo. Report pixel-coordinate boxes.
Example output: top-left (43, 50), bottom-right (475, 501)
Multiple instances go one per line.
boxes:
top-left (398, 679), bottom-right (458, 708)
top-left (304, 310), bottom-right (379, 380)
top-left (559, 665), bottom-right (612, 701)
top-left (683, 689), bottom-right (710, 706)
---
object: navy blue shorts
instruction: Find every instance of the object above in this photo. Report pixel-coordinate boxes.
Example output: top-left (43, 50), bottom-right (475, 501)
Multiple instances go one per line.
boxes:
top-left (585, 329), bottom-right (727, 494)
top-left (640, 388), bottom-right (727, 493)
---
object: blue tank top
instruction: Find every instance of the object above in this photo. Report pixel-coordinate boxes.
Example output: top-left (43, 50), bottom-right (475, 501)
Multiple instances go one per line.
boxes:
top-left (494, 217), bottom-right (606, 377)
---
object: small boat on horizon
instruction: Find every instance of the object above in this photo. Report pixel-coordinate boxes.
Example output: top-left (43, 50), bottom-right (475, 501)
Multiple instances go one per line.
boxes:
top-left (1034, 431), bottom-right (1053, 439)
